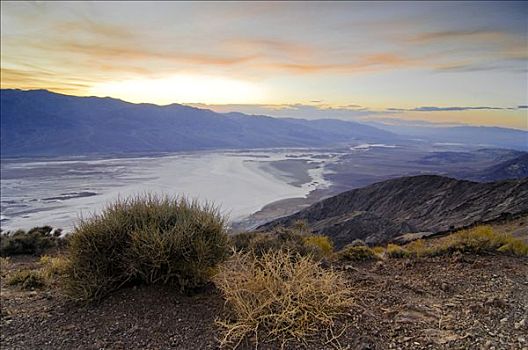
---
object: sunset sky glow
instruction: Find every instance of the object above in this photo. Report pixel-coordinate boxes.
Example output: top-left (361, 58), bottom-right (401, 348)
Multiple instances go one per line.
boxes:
top-left (1, 1), bottom-right (527, 129)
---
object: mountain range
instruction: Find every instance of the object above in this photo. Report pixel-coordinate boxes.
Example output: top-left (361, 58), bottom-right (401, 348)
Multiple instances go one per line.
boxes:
top-left (1, 89), bottom-right (527, 157)
top-left (0, 89), bottom-right (393, 157)
top-left (259, 175), bottom-right (528, 247)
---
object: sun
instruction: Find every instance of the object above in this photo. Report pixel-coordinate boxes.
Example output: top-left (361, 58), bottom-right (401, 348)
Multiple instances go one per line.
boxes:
top-left (89, 74), bottom-right (265, 105)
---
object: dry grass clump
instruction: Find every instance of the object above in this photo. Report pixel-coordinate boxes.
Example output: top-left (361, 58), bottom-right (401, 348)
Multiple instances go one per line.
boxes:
top-left (213, 250), bottom-right (353, 348)
top-left (337, 245), bottom-right (379, 262)
top-left (39, 255), bottom-right (70, 280)
top-left (371, 246), bottom-right (386, 256)
top-left (404, 239), bottom-right (427, 257)
top-left (6, 255), bottom-right (72, 290)
top-left (64, 195), bottom-right (229, 301)
top-left (303, 235), bottom-right (333, 256)
top-left (7, 269), bottom-right (48, 290)
top-left (427, 226), bottom-right (527, 256)
top-left (0, 257), bottom-right (10, 275)
top-left (497, 239), bottom-right (528, 256)
top-left (382, 226), bottom-right (528, 258)
top-left (230, 227), bottom-right (332, 259)
top-left (386, 244), bottom-right (412, 258)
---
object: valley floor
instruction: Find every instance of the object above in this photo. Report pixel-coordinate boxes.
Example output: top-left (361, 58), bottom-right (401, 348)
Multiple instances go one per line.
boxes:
top-left (1, 253), bottom-right (527, 350)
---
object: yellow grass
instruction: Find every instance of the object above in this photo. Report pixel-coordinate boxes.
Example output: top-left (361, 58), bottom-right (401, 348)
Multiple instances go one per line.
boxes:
top-left (303, 235), bottom-right (333, 256)
top-left (213, 250), bottom-right (353, 348)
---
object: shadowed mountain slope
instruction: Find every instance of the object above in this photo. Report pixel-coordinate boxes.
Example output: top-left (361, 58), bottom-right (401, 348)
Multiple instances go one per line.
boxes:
top-left (259, 175), bottom-right (528, 247)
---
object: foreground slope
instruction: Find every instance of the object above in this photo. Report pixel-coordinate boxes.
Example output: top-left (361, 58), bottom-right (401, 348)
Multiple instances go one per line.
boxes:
top-left (259, 175), bottom-right (528, 247)
top-left (0, 89), bottom-right (393, 156)
top-left (2, 251), bottom-right (526, 349)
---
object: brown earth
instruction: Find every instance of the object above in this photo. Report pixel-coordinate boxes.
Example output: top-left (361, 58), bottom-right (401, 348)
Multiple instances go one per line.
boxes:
top-left (2, 251), bottom-right (527, 350)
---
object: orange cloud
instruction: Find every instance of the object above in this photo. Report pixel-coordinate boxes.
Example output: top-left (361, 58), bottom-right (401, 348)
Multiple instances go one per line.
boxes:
top-left (257, 52), bottom-right (422, 74)
top-left (408, 29), bottom-right (508, 43)
top-left (0, 67), bottom-right (92, 94)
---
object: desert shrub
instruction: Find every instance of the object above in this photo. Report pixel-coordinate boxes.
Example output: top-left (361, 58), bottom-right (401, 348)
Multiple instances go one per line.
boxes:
top-left (213, 250), bottom-right (353, 348)
top-left (64, 195), bottom-right (229, 301)
top-left (230, 227), bottom-right (328, 259)
top-left (229, 231), bottom-right (256, 251)
top-left (0, 257), bottom-right (10, 278)
top-left (303, 235), bottom-right (333, 256)
top-left (405, 239), bottom-right (427, 257)
top-left (386, 244), bottom-right (412, 258)
top-left (8, 269), bottom-right (47, 290)
top-left (430, 226), bottom-right (528, 256)
top-left (372, 246), bottom-right (386, 256)
top-left (0, 257), bottom-right (10, 270)
top-left (337, 245), bottom-right (379, 261)
top-left (497, 239), bottom-right (528, 256)
top-left (0, 226), bottom-right (65, 256)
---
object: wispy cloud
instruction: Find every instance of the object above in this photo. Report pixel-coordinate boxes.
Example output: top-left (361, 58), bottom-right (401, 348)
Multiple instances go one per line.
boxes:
top-left (408, 29), bottom-right (508, 44)
top-left (387, 106), bottom-right (508, 112)
top-left (189, 103), bottom-right (376, 120)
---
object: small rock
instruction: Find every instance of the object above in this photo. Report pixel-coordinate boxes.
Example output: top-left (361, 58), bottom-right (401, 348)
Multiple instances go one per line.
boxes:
top-left (515, 319), bottom-right (526, 330)
top-left (500, 317), bottom-right (508, 323)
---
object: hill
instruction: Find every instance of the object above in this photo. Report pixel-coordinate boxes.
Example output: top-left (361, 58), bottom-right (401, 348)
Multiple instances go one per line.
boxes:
top-left (0, 89), bottom-right (394, 157)
top-left (464, 153), bottom-right (528, 181)
top-left (371, 122), bottom-right (528, 151)
top-left (258, 175), bottom-right (528, 247)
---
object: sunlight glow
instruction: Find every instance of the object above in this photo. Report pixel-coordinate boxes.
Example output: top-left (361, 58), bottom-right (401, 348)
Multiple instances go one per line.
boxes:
top-left (89, 74), bottom-right (265, 105)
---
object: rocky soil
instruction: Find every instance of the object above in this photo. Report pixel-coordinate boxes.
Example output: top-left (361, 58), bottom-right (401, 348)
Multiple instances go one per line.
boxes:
top-left (2, 252), bottom-right (527, 350)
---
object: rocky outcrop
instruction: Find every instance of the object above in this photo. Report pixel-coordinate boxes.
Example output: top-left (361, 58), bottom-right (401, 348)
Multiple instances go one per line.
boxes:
top-left (258, 175), bottom-right (528, 247)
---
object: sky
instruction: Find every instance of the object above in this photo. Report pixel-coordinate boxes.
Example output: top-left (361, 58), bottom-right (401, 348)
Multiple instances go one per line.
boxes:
top-left (1, 1), bottom-right (527, 129)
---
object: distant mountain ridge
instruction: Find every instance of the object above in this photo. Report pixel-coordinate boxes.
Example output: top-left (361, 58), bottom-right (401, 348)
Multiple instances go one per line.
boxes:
top-left (371, 122), bottom-right (528, 151)
top-left (258, 175), bottom-right (528, 247)
top-left (0, 89), bottom-right (394, 157)
top-left (2, 89), bottom-right (527, 156)
top-left (466, 153), bottom-right (528, 181)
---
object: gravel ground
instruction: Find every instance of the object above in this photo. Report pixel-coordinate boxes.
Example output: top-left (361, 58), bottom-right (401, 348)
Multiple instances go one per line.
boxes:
top-left (1, 253), bottom-right (527, 350)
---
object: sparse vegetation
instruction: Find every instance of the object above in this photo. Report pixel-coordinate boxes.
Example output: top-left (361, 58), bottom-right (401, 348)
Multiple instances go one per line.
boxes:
top-left (382, 226), bottom-right (528, 258)
top-left (428, 225), bottom-right (528, 256)
top-left (371, 246), bottom-right (386, 256)
top-left (337, 244), bottom-right (379, 261)
top-left (213, 250), bottom-right (353, 348)
top-left (404, 239), bottom-right (427, 257)
top-left (386, 243), bottom-right (412, 258)
top-left (64, 195), bottom-right (229, 301)
top-left (303, 235), bottom-right (333, 256)
top-left (0, 256), bottom-right (10, 274)
top-left (7, 269), bottom-right (47, 290)
top-left (39, 255), bottom-right (70, 280)
top-left (230, 226), bottom-right (332, 259)
top-left (0, 226), bottom-right (65, 257)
